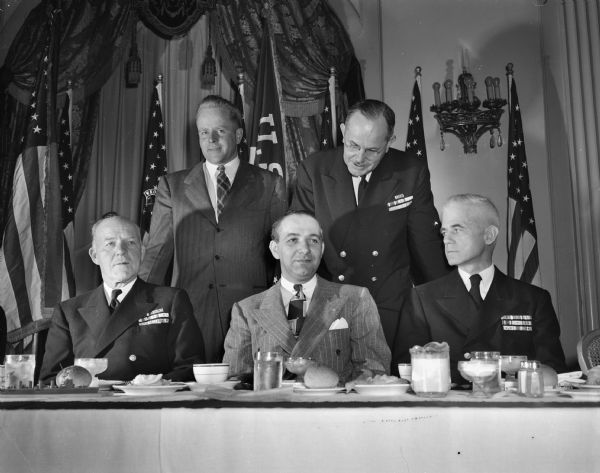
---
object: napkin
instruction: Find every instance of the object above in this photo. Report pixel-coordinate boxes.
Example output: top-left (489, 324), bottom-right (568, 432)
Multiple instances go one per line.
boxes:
top-left (328, 318), bottom-right (348, 330)
top-left (558, 371), bottom-right (584, 385)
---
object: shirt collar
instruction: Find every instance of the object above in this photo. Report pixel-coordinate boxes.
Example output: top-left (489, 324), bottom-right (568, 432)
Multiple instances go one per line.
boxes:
top-left (103, 278), bottom-right (136, 305)
top-left (205, 157), bottom-right (240, 183)
top-left (458, 264), bottom-right (495, 298)
top-left (352, 172), bottom-right (372, 183)
top-left (280, 275), bottom-right (317, 298)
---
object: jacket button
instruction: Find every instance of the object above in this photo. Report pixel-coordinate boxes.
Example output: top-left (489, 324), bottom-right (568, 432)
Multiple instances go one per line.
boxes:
top-left (214, 255), bottom-right (220, 260)
top-left (208, 283), bottom-right (214, 289)
top-left (371, 276), bottom-right (377, 282)
top-left (338, 275), bottom-right (345, 282)
top-left (340, 250), bottom-right (347, 258)
top-left (129, 354), bottom-right (137, 362)
top-left (372, 250), bottom-right (379, 257)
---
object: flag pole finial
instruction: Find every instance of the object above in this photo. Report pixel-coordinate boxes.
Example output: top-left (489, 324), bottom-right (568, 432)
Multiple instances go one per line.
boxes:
top-left (506, 63), bottom-right (514, 76)
top-left (156, 74), bottom-right (163, 84)
top-left (414, 66), bottom-right (422, 78)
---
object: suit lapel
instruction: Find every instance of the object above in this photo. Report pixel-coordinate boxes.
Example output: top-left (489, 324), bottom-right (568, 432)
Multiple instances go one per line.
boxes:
top-left (465, 268), bottom-right (509, 345)
top-left (254, 284), bottom-right (297, 354)
top-left (436, 271), bottom-right (475, 336)
top-left (223, 161), bottom-right (259, 212)
top-left (78, 286), bottom-right (112, 340)
top-left (292, 278), bottom-right (342, 359)
top-left (323, 151), bottom-right (358, 234)
top-left (358, 153), bottom-right (400, 209)
top-left (184, 162), bottom-right (216, 225)
top-left (94, 279), bottom-right (157, 356)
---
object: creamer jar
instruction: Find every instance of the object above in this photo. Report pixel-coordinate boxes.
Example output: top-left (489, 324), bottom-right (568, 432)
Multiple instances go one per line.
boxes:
top-left (410, 342), bottom-right (451, 397)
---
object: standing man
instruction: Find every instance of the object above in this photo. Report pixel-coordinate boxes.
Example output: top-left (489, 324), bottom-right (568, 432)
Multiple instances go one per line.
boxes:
top-left (140, 95), bottom-right (287, 363)
top-left (291, 99), bottom-right (448, 361)
top-left (223, 211), bottom-right (390, 383)
top-left (396, 194), bottom-right (566, 382)
top-left (40, 214), bottom-right (204, 382)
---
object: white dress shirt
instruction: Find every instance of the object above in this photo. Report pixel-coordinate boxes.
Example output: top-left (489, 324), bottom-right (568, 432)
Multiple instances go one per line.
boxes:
top-left (203, 157), bottom-right (240, 221)
top-left (279, 275), bottom-right (317, 315)
top-left (351, 172), bottom-right (372, 204)
top-left (458, 264), bottom-right (495, 300)
top-left (103, 278), bottom-right (136, 306)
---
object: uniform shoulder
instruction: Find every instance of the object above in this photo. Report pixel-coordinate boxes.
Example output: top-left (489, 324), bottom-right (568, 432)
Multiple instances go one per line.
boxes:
top-left (300, 148), bottom-right (340, 170)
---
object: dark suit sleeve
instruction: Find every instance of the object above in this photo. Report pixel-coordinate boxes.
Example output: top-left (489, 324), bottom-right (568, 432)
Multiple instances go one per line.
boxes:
top-left (290, 160), bottom-right (314, 213)
top-left (533, 289), bottom-right (567, 372)
top-left (271, 173), bottom-right (288, 221)
top-left (407, 163), bottom-right (449, 284)
top-left (222, 302), bottom-right (254, 378)
top-left (39, 305), bottom-right (75, 382)
top-left (393, 287), bottom-right (433, 364)
top-left (164, 289), bottom-right (206, 381)
top-left (139, 175), bottom-right (175, 285)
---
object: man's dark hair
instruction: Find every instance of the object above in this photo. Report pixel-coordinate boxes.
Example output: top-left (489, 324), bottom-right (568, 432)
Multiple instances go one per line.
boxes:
top-left (271, 210), bottom-right (322, 241)
top-left (346, 99), bottom-right (395, 139)
top-left (196, 95), bottom-right (243, 129)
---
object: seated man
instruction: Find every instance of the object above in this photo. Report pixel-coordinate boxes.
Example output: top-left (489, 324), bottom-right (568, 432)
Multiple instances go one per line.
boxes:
top-left (40, 213), bottom-right (205, 382)
top-left (396, 194), bottom-right (566, 383)
top-left (223, 211), bottom-right (391, 383)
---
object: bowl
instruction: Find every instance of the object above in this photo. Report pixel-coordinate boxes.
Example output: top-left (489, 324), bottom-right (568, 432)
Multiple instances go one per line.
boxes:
top-left (74, 358), bottom-right (108, 378)
top-left (284, 357), bottom-right (316, 375)
top-left (193, 363), bottom-right (230, 384)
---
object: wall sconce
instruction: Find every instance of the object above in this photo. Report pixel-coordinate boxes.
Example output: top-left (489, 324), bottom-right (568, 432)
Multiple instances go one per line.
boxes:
top-left (431, 69), bottom-right (507, 153)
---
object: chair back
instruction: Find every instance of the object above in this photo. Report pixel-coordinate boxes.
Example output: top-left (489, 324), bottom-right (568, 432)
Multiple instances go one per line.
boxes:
top-left (577, 328), bottom-right (600, 374)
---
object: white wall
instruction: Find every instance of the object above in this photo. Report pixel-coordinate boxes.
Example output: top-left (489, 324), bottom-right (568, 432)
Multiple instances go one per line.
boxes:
top-left (338, 0), bottom-right (578, 365)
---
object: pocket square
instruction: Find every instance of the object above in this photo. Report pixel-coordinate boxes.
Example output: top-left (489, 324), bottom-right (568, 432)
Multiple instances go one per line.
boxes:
top-left (329, 318), bottom-right (349, 330)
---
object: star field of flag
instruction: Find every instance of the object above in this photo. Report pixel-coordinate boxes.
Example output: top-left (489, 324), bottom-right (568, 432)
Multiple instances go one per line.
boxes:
top-left (140, 84), bottom-right (167, 234)
top-left (58, 94), bottom-right (74, 229)
top-left (320, 94), bottom-right (334, 150)
top-left (405, 79), bottom-right (427, 162)
top-left (507, 79), bottom-right (537, 239)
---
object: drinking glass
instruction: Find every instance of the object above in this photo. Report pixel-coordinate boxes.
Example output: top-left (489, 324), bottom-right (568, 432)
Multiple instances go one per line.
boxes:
top-left (457, 360), bottom-right (499, 398)
top-left (4, 354), bottom-right (36, 389)
top-left (74, 358), bottom-right (108, 387)
top-left (470, 351), bottom-right (501, 393)
top-left (253, 352), bottom-right (283, 391)
top-left (410, 342), bottom-right (451, 398)
top-left (500, 355), bottom-right (528, 391)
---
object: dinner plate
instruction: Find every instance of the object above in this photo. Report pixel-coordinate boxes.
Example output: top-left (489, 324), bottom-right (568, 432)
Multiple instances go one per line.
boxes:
top-left (353, 383), bottom-right (410, 395)
top-left (113, 383), bottom-right (187, 396)
top-left (186, 380), bottom-right (238, 392)
top-left (561, 389), bottom-right (600, 399)
top-left (293, 386), bottom-right (344, 395)
top-left (571, 383), bottom-right (600, 390)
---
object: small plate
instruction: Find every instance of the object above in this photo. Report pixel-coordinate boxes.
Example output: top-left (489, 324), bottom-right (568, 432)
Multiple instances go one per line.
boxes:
top-left (113, 383), bottom-right (186, 396)
top-left (561, 389), bottom-right (600, 399)
top-left (572, 383), bottom-right (600, 390)
top-left (353, 383), bottom-right (410, 395)
top-left (293, 386), bottom-right (344, 395)
top-left (186, 380), bottom-right (238, 392)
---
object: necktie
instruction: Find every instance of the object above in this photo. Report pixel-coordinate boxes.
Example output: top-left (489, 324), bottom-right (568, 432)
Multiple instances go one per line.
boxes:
top-left (357, 176), bottom-right (368, 204)
top-left (288, 284), bottom-right (306, 336)
top-left (216, 165), bottom-right (231, 217)
top-left (109, 289), bottom-right (122, 313)
top-left (469, 274), bottom-right (483, 309)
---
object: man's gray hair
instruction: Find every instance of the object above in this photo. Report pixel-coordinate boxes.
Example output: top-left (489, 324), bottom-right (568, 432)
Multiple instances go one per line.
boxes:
top-left (444, 194), bottom-right (500, 227)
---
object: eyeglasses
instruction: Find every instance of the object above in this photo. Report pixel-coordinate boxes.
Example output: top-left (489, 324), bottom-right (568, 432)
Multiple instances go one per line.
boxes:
top-left (343, 140), bottom-right (388, 159)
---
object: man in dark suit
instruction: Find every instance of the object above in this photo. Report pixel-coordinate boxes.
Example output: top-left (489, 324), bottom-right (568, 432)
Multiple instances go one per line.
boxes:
top-left (396, 194), bottom-right (566, 382)
top-left (224, 211), bottom-right (390, 383)
top-left (139, 96), bottom-right (287, 363)
top-left (40, 214), bottom-right (204, 382)
top-left (291, 99), bottom-right (448, 364)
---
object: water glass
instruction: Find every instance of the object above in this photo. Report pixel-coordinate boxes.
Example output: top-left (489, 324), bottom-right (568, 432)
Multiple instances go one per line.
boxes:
top-left (253, 351), bottom-right (283, 391)
top-left (470, 351), bottom-right (501, 394)
top-left (4, 354), bottom-right (36, 389)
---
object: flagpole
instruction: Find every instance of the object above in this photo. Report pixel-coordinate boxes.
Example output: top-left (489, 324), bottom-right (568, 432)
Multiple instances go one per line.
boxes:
top-left (328, 67), bottom-right (337, 147)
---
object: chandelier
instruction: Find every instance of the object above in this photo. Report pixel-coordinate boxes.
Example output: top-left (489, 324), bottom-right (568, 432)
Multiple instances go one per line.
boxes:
top-left (430, 68), bottom-right (507, 153)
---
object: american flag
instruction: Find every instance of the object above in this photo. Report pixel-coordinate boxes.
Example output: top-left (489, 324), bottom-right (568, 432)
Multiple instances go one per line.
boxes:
top-left (249, 24), bottom-right (285, 182)
top-left (405, 70), bottom-right (428, 162)
top-left (507, 75), bottom-right (540, 285)
top-left (231, 78), bottom-right (249, 162)
top-left (140, 78), bottom-right (167, 236)
top-left (0, 11), bottom-right (73, 342)
top-left (58, 92), bottom-right (74, 229)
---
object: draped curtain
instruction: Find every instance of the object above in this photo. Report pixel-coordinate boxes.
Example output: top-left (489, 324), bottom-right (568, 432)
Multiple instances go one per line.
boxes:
top-left (213, 0), bottom-right (361, 184)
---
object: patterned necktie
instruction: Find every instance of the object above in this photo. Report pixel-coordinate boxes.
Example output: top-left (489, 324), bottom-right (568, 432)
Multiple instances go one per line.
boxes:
top-left (288, 284), bottom-right (306, 336)
top-left (357, 176), bottom-right (368, 204)
top-left (216, 165), bottom-right (231, 217)
top-left (109, 289), bottom-right (122, 313)
top-left (469, 274), bottom-right (483, 309)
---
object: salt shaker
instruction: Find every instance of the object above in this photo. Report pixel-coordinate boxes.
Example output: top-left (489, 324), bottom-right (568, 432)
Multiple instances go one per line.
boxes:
top-left (518, 360), bottom-right (544, 398)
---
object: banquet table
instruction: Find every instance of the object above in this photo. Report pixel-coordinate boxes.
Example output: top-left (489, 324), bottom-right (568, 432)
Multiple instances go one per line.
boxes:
top-left (1, 384), bottom-right (599, 473)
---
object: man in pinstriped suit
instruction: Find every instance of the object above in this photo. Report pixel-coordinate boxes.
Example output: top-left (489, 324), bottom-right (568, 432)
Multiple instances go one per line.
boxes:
top-left (140, 96), bottom-right (287, 364)
top-left (223, 211), bottom-right (390, 383)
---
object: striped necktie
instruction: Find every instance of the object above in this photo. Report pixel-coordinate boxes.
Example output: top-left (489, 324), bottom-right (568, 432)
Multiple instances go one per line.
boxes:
top-left (288, 284), bottom-right (306, 336)
top-left (216, 165), bottom-right (231, 217)
top-left (109, 289), bottom-right (122, 313)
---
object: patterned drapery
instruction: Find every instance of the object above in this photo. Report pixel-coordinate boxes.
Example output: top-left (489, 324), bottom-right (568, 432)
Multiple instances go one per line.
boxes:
top-left (137, 0), bottom-right (215, 38)
top-left (0, 0), bottom-right (134, 238)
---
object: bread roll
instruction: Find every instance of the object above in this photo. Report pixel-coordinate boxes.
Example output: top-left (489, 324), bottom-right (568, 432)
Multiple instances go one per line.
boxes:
top-left (304, 365), bottom-right (339, 388)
